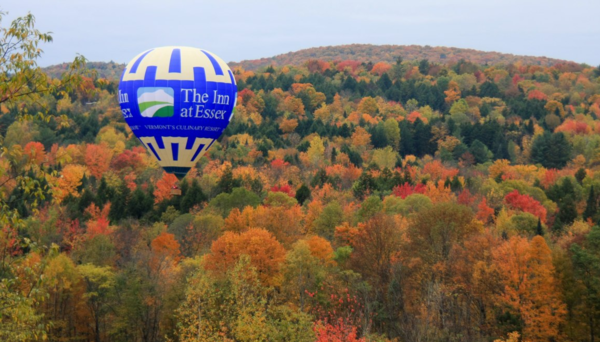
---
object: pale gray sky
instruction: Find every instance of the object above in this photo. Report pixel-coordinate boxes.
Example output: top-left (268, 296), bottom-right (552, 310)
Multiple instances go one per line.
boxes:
top-left (2, 0), bottom-right (600, 67)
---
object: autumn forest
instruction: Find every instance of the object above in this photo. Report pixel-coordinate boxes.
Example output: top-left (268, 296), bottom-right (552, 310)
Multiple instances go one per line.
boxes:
top-left (3, 12), bottom-right (600, 342)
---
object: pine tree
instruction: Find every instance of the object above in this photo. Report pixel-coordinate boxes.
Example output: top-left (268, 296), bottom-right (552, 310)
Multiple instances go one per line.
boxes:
top-left (128, 186), bottom-right (151, 219)
top-left (552, 215), bottom-right (563, 234)
top-left (570, 225), bottom-right (600, 342)
top-left (352, 172), bottom-right (376, 200)
top-left (78, 188), bottom-right (96, 213)
top-left (217, 167), bottom-right (239, 194)
top-left (531, 132), bottom-right (572, 169)
top-left (295, 184), bottom-right (311, 205)
top-left (180, 179), bottom-right (207, 213)
top-left (418, 59), bottom-right (430, 75)
top-left (109, 182), bottom-right (130, 222)
top-left (469, 139), bottom-right (493, 164)
top-left (403, 168), bottom-right (413, 185)
top-left (536, 218), bottom-right (544, 236)
top-left (575, 168), bottom-right (587, 184)
top-left (558, 195), bottom-right (577, 227)
top-left (310, 169), bottom-right (328, 188)
top-left (583, 186), bottom-right (597, 222)
top-left (96, 177), bottom-right (114, 206)
top-left (451, 176), bottom-right (462, 192)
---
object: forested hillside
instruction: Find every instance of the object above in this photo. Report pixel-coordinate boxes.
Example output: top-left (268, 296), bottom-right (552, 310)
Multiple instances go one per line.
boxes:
top-left (44, 61), bottom-right (124, 80)
top-left (4, 45), bottom-right (600, 341)
top-left (230, 44), bottom-right (570, 71)
top-left (43, 44), bottom-right (571, 81)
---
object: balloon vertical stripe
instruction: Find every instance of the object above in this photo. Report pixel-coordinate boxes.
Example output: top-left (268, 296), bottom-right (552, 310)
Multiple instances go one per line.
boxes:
top-left (171, 143), bottom-right (179, 161)
top-left (148, 144), bottom-right (161, 161)
top-left (201, 50), bottom-right (224, 76)
top-left (169, 49), bottom-right (181, 73)
top-left (191, 144), bottom-right (205, 162)
top-left (129, 49), bottom-right (153, 74)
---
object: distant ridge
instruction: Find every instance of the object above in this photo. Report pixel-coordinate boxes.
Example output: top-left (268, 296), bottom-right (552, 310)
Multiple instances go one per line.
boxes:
top-left (229, 44), bottom-right (572, 71)
top-left (43, 44), bottom-right (576, 80)
top-left (43, 61), bottom-right (125, 80)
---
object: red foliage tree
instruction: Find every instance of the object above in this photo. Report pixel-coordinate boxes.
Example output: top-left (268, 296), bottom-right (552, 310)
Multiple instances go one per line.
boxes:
top-left (336, 60), bottom-right (362, 73)
top-left (458, 189), bottom-right (476, 206)
top-left (85, 203), bottom-right (111, 237)
top-left (504, 190), bottom-right (547, 223)
top-left (111, 148), bottom-right (144, 171)
top-left (270, 184), bottom-right (295, 197)
top-left (527, 89), bottom-right (548, 101)
top-left (270, 158), bottom-right (289, 170)
top-left (314, 319), bottom-right (366, 342)
top-left (476, 197), bottom-right (495, 223)
top-left (392, 183), bottom-right (426, 199)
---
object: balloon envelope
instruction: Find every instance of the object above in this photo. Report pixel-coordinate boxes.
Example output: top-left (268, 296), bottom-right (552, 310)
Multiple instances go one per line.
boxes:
top-left (118, 46), bottom-right (237, 178)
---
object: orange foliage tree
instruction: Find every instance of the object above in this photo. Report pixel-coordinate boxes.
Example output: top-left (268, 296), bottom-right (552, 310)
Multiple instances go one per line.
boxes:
top-left (85, 144), bottom-right (113, 180)
top-left (153, 172), bottom-right (178, 204)
top-left (150, 232), bottom-right (181, 271)
top-left (203, 228), bottom-right (286, 286)
top-left (23, 141), bottom-right (45, 166)
top-left (492, 236), bottom-right (566, 342)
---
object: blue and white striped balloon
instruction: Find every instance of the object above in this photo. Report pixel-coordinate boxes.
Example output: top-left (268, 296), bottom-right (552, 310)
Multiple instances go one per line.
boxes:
top-left (118, 46), bottom-right (237, 178)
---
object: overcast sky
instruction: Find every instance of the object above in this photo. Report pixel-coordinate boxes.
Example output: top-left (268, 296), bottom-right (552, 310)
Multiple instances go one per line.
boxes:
top-left (3, 0), bottom-right (599, 67)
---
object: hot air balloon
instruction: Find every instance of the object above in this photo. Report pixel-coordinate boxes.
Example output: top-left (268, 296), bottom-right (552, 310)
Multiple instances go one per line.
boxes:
top-left (118, 46), bottom-right (237, 193)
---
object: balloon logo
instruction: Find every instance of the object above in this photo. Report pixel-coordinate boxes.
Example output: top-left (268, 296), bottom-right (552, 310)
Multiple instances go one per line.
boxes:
top-left (118, 46), bottom-right (237, 179)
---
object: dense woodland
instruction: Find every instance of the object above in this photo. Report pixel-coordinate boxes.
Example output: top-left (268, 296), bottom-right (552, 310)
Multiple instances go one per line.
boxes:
top-left (229, 44), bottom-right (568, 71)
top-left (3, 33), bottom-right (600, 342)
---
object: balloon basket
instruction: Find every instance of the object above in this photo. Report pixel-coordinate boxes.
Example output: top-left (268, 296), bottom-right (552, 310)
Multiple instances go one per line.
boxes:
top-left (171, 187), bottom-right (182, 196)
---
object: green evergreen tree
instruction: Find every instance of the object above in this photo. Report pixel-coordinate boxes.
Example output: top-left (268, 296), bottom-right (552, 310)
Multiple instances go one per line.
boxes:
top-left (180, 179), bottom-right (207, 213)
top-left (96, 177), bottom-right (114, 206)
top-left (536, 218), bottom-right (544, 236)
top-left (310, 169), bottom-right (329, 188)
top-left (403, 168), bottom-right (413, 185)
top-left (451, 176), bottom-right (462, 192)
top-left (594, 64), bottom-right (600, 78)
top-left (552, 215), bottom-right (563, 234)
top-left (531, 132), bottom-right (572, 169)
top-left (584, 186), bottom-right (597, 222)
top-left (469, 139), bottom-right (493, 164)
top-left (371, 122), bottom-right (389, 148)
top-left (561, 178), bottom-right (576, 198)
top-left (558, 195), bottom-right (578, 227)
top-left (250, 177), bottom-right (263, 195)
top-left (109, 182), bottom-right (130, 222)
top-left (526, 119), bottom-right (534, 134)
top-left (575, 168), bottom-right (587, 184)
top-left (295, 184), bottom-right (311, 205)
top-left (352, 172), bottom-right (376, 200)
top-left (376, 73), bottom-right (392, 92)
top-left (217, 166), bottom-right (239, 194)
top-left (78, 188), bottom-right (96, 213)
top-left (570, 226), bottom-right (600, 341)
top-left (418, 59), bottom-right (430, 75)
top-left (127, 186), bottom-right (151, 219)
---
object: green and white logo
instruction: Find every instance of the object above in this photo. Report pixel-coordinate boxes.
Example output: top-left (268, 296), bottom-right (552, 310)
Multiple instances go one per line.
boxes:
top-left (137, 87), bottom-right (174, 118)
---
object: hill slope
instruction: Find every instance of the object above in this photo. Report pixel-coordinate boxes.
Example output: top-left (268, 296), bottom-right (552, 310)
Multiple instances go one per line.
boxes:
top-left (44, 44), bottom-right (573, 79)
top-left (44, 61), bottom-right (125, 80)
top-left (229, 44), bottom-right (570, 71)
